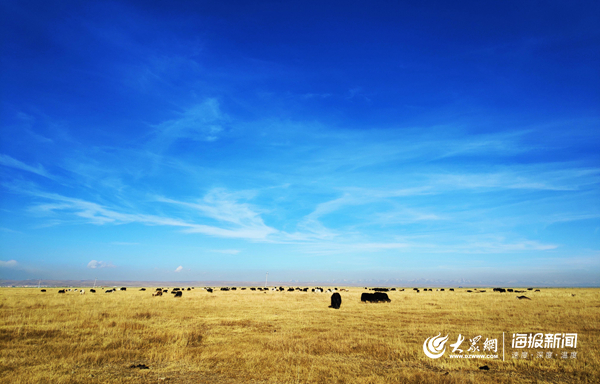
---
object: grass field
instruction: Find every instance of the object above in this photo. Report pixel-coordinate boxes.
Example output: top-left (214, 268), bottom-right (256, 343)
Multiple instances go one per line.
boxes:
top-left (1, 287), bottom-right (598, 383)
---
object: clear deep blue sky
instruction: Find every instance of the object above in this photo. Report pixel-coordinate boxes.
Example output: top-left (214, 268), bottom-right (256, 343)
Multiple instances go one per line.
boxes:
top-left (1, 1), bottom-right (599, 285)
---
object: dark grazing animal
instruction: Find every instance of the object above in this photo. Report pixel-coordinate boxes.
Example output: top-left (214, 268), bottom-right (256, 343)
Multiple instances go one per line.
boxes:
top-left (120, 287), bottom-right (126, 291)
top-left (58, 289), bottom-right (66, 293)
top-left (516, 295), bottom-right (531, 300)
top-left (206, 288), bottom-right (213, 293)
top-left (174, 291), bottom-right (182, 298)
top-left (90, 289), bottom-right (96, 293)
top-left (329, 292), bottom-right (342, 309)
top-left (40, 289), bottom-right (46, 292)
top-left (493, 288), bottom-right (506, 293)
top-left (361, 292), bottom-right (391, 303)
top-left (140, 288), bottom-right (146, 291)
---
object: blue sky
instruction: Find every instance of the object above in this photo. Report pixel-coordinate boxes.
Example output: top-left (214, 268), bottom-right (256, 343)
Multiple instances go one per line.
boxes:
top-left (1, 1), bottom-right (599, 285)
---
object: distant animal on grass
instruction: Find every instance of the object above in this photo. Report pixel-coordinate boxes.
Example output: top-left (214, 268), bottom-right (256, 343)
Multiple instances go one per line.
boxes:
top-left (80, 289), bottom-right (85, 295)
top-left (90, 289), bottom-right (96, 293)
top-left (58, 289), bottom-right (66, 293)
top-left (516, 296), bottom-right (531, 300)
top-left (206, 288), bottom-right (213, 293)
top-left (152, 291), bottom-right (162, 297)
top-left (174, 291), bottom-right (182, 298)
top-left (40, 289), bottom-right (46, 292)
top-left (361, 292), bottom-right (391, 303)
top-left (329, 292), bottom-right (342, 309)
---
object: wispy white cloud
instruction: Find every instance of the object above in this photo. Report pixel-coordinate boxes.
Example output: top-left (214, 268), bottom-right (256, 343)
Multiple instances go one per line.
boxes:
top-left (429, 238), bottom-right (559, 254)
top-left (429, 167), bottom-right (600, 192)
top-left (0, 260), bottom-right (18, 268)
top-left (156, 189), bottom-right (278, 240)
top-left (87, 260), bottom-right (115, 269)
top-left (22, 187), bottom-right (279, 241)
top-left (175, 265), bottom-right (183, 272)
top-left (0, 154), bottom-right (53, 179)
top-left (150, 99), bottom-right (227, 151)
top-left (0, 227), bottom-right (22, 234)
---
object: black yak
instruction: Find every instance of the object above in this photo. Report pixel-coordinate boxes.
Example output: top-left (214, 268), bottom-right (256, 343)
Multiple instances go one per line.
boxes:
top-left (329, 292), bottom-right (342, 309)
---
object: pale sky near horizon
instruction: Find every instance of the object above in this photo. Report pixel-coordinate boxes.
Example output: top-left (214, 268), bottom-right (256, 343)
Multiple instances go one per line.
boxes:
top-left (1, 1), bottom-right (599, 285)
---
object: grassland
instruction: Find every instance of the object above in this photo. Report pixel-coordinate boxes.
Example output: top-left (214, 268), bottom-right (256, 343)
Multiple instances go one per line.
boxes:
top-left (1, 287), bottom-right (598, 383)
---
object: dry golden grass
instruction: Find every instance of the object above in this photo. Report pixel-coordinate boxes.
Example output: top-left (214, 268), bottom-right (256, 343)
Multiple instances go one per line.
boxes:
top-left (1, 287), bottom-right (598, 383)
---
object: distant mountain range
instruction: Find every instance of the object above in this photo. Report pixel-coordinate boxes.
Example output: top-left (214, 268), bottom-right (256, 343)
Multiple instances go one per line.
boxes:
top-left (1, 278), bottom-right (597, 288)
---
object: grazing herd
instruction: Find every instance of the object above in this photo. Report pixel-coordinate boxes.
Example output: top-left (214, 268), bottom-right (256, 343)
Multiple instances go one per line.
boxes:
top-left (42, 285), bottom-right (545, 307)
